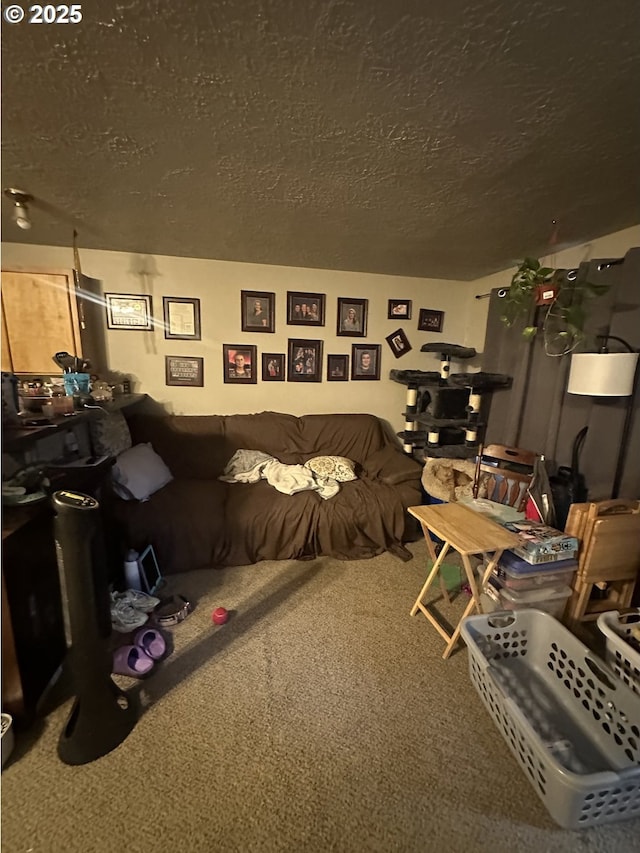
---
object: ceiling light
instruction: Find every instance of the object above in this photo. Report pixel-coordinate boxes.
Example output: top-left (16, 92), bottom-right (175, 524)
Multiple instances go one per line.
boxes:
top-left (4, 187), bottom-right (33, 230)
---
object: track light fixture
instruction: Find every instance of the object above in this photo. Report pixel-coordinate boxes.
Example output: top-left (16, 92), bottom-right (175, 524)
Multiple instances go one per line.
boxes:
top-left (3, 187), bottom-right (33, 230)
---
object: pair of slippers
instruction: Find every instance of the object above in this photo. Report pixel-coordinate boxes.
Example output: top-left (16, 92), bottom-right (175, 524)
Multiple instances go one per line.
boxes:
top-left (113, 628), bottom-right (166, 678)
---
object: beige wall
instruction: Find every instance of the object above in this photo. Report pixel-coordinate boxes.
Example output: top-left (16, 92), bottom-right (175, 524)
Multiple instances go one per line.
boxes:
top-left (3, 226), bottom-right (637, 435)
top-left (1, 242), bottom-right (479, 433)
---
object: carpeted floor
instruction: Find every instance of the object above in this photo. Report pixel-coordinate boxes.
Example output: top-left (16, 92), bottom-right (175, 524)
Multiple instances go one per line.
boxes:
top-left (2, 539), bottom-right (638, 852)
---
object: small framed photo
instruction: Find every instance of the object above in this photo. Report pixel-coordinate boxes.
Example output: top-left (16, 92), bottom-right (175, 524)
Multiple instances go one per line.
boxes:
top-left (262, 352), bottom-right (285, 381)
top-left (287, 339), bottom-right (323, 382)
top-left (163, 297), bottom-right (201, 340)
top-left (386, 328), bottom-right (412, 359)
top-left (337, 298), bottom-right (368, 337)
top-left (165, 355), bottom-right (204, 387)
top-left (327, 354), bottom-right (349, 381)
top-left (223, 344), bottom-right (257, 384)
top-left (351, 344), bottom-right (381, 380)
top-left (241, 290), bottom-right (275, 333)
top-left (105, 293), bottom-right (153, 330)
top-left (418, 308), bottom-right (445, 333)
top-left (286, 292), bottom-right (325, 326)
top-left (388, 300), bottom-right (412, 320)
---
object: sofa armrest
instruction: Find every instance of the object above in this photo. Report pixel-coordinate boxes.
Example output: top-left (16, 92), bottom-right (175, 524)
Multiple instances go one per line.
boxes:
top-left (362, 445), bottom-right (422, 486)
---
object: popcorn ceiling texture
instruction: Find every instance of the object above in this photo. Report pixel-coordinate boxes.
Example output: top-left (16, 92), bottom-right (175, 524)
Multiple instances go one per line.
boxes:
top-left (2, 0), bottom-right (638, 279)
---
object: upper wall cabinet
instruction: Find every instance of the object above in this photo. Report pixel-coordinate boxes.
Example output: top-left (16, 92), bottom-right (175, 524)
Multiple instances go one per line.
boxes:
top-left (1, 269), bottom-right (107, 376)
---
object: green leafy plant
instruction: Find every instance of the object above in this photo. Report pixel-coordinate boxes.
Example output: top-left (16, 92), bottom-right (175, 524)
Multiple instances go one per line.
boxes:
top-left (500, 257), bottom-right (554, 339)
top-left (501, 258), bottom-right (609, 344)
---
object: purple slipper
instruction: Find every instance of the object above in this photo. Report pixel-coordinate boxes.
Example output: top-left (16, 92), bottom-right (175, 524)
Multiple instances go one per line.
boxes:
top-left (133, 627), bottom-right (166, 661)
top-left (113, 645), bottom-right (155, 678)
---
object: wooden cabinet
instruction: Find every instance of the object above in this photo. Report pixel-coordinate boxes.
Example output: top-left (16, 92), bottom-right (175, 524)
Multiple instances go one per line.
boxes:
top-left (1, 269), bottom-right (107, 376)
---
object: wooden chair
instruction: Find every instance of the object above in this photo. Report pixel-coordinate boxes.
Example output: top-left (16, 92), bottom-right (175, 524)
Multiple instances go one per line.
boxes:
top-left (434, 443), bottom-right (538, 604)
top-left (472, 443), bottom-right (539, 511)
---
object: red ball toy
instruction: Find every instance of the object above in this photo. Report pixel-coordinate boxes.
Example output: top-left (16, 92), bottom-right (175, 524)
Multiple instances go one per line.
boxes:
top-left (212, 606), bottom-right (229, 625)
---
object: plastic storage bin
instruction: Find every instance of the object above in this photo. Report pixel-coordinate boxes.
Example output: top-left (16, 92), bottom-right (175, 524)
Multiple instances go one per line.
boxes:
top-left (497, 583), bottom-right (572, 618)
top-left (484, 556), bottom-right (575, 590)
top-left (496, 568), bottom-right (575, 591)
top-left (461, 609), bottom-right (640, 829)
top-left (597, 609), bottom-right (640, 695)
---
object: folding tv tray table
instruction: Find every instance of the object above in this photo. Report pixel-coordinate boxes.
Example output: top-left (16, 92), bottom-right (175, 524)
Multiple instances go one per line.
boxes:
top-left (408, 502), bottom-right (521, 658)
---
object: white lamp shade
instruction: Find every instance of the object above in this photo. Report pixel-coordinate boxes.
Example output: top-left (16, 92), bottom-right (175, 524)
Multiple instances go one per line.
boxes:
top-left (568, 352), bottom-right (638, 397)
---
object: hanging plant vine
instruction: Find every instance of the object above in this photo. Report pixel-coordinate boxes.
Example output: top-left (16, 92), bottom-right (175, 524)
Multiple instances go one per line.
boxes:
top-left (500, 259), bottom-right (609, 352)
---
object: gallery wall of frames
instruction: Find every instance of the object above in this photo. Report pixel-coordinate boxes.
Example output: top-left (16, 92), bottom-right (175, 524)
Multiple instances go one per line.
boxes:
top-left (120, 288), bottom-right (444, 387)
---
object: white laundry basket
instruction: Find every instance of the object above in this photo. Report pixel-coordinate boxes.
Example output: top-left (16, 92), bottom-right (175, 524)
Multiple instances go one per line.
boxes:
top-left (461, 609), bottom-right (640, 829)
top-left (597, 609), bottom-right (640, 695)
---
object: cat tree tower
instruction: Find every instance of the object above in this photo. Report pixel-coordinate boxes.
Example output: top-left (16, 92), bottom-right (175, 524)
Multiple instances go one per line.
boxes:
top-left (390, 342), bottom-right (512, 459)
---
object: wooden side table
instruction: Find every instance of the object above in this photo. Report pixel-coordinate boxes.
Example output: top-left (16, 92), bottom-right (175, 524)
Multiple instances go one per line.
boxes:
top-left (408, 503), bottom-right (521, 658)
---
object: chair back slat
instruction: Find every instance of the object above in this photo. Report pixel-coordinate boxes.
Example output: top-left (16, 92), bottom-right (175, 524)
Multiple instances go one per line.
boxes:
top-left (474, 443), bottom-right (539, 511)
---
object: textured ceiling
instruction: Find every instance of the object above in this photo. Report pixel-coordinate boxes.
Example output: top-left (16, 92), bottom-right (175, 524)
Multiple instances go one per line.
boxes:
top-left (2, 0), bottom-right (639, 280)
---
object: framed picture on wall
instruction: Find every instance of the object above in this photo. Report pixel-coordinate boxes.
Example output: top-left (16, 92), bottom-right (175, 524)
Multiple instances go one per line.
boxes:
top-left (387, 299), bottom-right (412, 320)
top-left (337, 298), bottom-right (367, 337)
top-left (287, 339), bottom-right (323, 382)
top-left (163, 297), bottom-right (201, 340)
top-left (418, 308), bottom-right (444, 333)
top-left (385, 328), bottom-right (412, 358)
top-left (351, 344), bottom-right (381, 380)
top-left (105, 293), bottom-right (153, 330)
top-left (223, 344), bottom-right (258, 384)
top-left (286, 292), bottom-right (325, 326)
top-left (165, 355), bottom-right (204, 387)
top-left (241, 291), bottom-right (275, 333)
top-left (327, 354), bottom-right (349, 381)
top-left (262, 352), bottom-right (285, 381)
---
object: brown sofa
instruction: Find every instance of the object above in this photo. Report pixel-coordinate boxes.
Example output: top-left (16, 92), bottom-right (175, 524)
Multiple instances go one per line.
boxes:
top-left (112, 411), bottom-right (423, 574)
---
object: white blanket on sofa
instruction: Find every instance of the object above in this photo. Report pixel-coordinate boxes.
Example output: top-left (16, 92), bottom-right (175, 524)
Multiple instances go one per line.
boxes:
top-left (219, 449), bottom-right (340, 500)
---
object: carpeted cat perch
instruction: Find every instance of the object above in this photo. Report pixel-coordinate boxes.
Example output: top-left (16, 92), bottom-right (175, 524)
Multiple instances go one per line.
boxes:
top-left (421, 457), bottom-right (489, 503)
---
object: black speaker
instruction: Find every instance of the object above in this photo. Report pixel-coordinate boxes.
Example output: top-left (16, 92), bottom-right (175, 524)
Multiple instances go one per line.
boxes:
top-left (53, 490), bottom-right (137, 765)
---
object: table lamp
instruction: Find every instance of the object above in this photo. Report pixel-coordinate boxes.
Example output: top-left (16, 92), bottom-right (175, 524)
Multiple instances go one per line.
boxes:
top-left (567, 335), bottom-right (639, 499)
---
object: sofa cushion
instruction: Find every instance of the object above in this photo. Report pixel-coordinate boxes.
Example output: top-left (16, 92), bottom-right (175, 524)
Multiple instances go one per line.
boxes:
top-left (113, 478), bottom-right (229, 572)
top-left (112, 443), bottom-right (173, 501)
top-left (127, 415), bottom-right (228, 479)
top-left (299, 414), bottom-right (387, 464)
top-left (304, 455), bottom-right (357, 483)
top-left (222, 479), bottom-right (320, 565)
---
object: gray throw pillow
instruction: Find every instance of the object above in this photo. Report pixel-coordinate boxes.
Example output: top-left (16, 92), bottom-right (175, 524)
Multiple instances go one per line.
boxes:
top-left (112, 442), bottom-right (173, 501)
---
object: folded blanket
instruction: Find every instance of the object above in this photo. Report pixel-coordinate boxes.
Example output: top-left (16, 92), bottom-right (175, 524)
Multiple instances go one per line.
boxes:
top-left (219, 449), bottom-right (341, 500)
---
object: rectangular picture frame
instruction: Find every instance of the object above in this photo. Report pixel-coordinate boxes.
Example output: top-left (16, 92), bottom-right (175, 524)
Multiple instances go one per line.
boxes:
top-left (388, 299), bottom-right (412, 320)
top-left (165, 355), bottom-right (204, 387)
top-left (337, 297), bottom-right (368, 337)
top-left (241, 290), bottom-right (275, 333)
top-left (418, 308), bottom-right (445, 333)
top-left (287, 338), bottom-right (323, 382)
top-left (351, 343), bottom-right (381, 380)
top-left (105, 293), bottom-right (153, 330)
top-left (286, 291), bottom-right (325, 326)
top-left (163, 296), bottom-right (201, 340)
top-left (262, 352), bottom-right (285, 381)
top-left (385, 328), bottom-right (412, 359)
top-left (327, 354), bottom-right (349, 381)
top-left (223, 344), bottom-right (258, 384)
